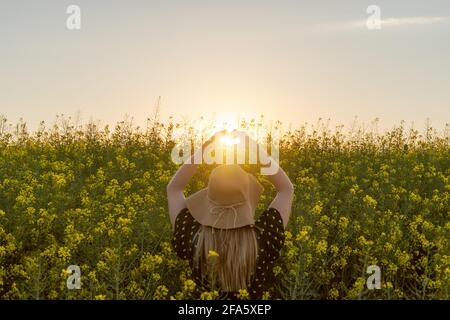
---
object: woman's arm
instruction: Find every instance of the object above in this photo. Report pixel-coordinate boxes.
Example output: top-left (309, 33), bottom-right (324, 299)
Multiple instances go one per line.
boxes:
top-left (238, 131), bottom-right (294, 228)
top-left (166, 152), bottom-right (199, 226)
top-left (265, 162), bottom-right (294, 229)
top-left (167, 131), bottom-right (225, 226)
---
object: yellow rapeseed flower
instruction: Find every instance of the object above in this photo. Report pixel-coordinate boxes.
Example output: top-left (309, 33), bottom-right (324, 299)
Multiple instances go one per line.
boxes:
top-left (262, 291), bottom-right (271, 300)
top-left (183, 279), bottom-right (196, 292)
top-left (273, 266), bottom-right (282, 276)
top-left (199, 291), bottom-right (219, 300)
top-left (208, 250), bottom-right (219, 257)
top-left (363, 195), bottom-right (377, 208)
top-left (316, 240), bottom-right (328, 255)
top-left (153, 285), bottom-right (169, 300)
top-left (237, 289), bottom-right (249, 300)
top-left (311, 203), bottom-right (323, 215)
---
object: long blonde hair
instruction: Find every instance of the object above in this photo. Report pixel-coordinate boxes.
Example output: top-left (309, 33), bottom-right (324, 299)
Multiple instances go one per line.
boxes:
top-left (193, 225), bottom-right (258, 292)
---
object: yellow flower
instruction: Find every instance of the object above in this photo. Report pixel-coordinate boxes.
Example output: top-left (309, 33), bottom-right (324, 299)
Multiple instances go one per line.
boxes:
top-left (444, 268), bottom-right (450, 279)
top-left (338, 217), bottom-right (349, 230)
top-left (363, 195), bottom-right (377, 208)
top-left (208, 250), bottom-right (219, 257)
top-left (384, 242), bottom-right (394, 252)
top-left (273, 266), bottom-right (282, 276)
top-left (57, 247), bottom-right (71, 260)
top-left (199, 291), bottom-right (219, 300)
top-left (153, 285), bottom-right (169, 300)
top-left (286, 247), bottom-right (297, 259)
top-left (311, 203), bottom-right (323, 215)
top-left (96, 260), bottom-right (108, 272)
top-left (95, 294), bottom-right (106, 300)
top-left (330, 245), bottom-right (339, 255)
top-left (152, 273), bottom-right (161, 282)
top-left (305, 253), bottom-right (313, 265)
top-left (150, 254), bottom-right (163, 265)
top-left (237, 289), bottom-right (249, 300)
top-left (296, 230), bottom-right (309, 241)
top-left (284, 230), bottom-right (293, 240)
top-left (183, 279), bottom-right (196, 292)
top-left (328, 288), bottom-right (339, 299)
top-left (117, 217), bottom-right (131, 226)
top-left (347, 277), bottom-right (366, 299)
top-left (316, 240), bottom-right (328, 255)
top-left (350, 184), bottom-right (360, 194)
top-left (412, 190), bottom-right (425, 203)
top-left (357, 235), bottom-right (374, 247)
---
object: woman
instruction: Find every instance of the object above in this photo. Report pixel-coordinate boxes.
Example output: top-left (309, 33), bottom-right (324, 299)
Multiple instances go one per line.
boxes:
top-left (167, 131), bottom-right (294, 299)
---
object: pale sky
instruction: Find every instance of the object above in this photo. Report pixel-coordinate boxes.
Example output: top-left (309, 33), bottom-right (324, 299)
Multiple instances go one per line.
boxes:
top-left (1, 0), bottom-right (449, 131)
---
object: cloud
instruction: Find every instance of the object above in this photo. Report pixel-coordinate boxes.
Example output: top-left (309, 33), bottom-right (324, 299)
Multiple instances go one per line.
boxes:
top-left (350, 16), bottom-right (448, 28)
top-left (306, 15), bottom-right (450, 34)
top-left (382, 16), bottom-right (446, 26)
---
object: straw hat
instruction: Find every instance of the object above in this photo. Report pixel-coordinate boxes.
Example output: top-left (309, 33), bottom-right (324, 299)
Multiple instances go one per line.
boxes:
top-left (186, 165), bottom-right (263, 229)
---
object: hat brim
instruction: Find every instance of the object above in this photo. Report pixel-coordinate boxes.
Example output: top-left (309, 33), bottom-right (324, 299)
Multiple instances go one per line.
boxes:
top-left (185, 174), bottom-right (263, 229)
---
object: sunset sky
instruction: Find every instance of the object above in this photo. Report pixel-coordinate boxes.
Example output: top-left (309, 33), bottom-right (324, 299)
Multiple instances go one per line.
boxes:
top-left (1, 0), bottom-right (449, 131)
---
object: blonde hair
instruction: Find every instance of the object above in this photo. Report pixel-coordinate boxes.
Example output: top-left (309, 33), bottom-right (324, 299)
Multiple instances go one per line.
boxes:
top-left (193, 225), bottom-right (258, 292)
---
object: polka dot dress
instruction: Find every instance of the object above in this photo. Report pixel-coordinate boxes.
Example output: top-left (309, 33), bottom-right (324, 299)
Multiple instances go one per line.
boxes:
top-left (171, 207), bottom-right (285, 299)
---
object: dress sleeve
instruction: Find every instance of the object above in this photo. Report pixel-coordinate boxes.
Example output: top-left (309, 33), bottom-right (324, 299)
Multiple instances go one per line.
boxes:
top-left (171, 208), bottom-right (201, 260)
top-left (255, 207), bottom-right (285, 262)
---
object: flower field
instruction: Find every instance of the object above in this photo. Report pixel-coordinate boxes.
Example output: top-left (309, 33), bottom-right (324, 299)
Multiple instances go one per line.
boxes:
top-left (0, 117), bottom-right (449, 299)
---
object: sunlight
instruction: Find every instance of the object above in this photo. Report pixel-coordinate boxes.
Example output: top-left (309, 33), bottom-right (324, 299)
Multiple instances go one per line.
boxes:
top-left (214, 115), bottom-right (239, 133)
top-left (219, 135), bottom-right (240, 146)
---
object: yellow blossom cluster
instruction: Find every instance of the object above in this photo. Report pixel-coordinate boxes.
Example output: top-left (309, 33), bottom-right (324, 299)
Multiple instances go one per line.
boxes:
top-left (0, 117), bottom-right (448, 300)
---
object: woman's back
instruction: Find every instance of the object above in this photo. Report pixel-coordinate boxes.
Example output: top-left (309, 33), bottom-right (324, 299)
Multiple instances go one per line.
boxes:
top-left (172, 207), bottom-right (285, 299)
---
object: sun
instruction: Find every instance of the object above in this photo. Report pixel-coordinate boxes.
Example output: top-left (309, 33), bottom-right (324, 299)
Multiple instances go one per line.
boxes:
top-left (187, 112), bottom-right (266, 144)
top-left (219, 135), bottom-right (240, 146)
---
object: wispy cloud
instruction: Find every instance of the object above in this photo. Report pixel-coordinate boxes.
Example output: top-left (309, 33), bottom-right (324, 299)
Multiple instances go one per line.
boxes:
top-left (350, 16), bottom-right (448, 28)
top-left (312, 16), bottom-right (448, 32)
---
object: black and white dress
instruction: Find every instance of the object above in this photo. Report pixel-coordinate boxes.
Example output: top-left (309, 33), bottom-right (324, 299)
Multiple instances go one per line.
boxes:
top-left (172, 207), bottom-right (285, 299)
